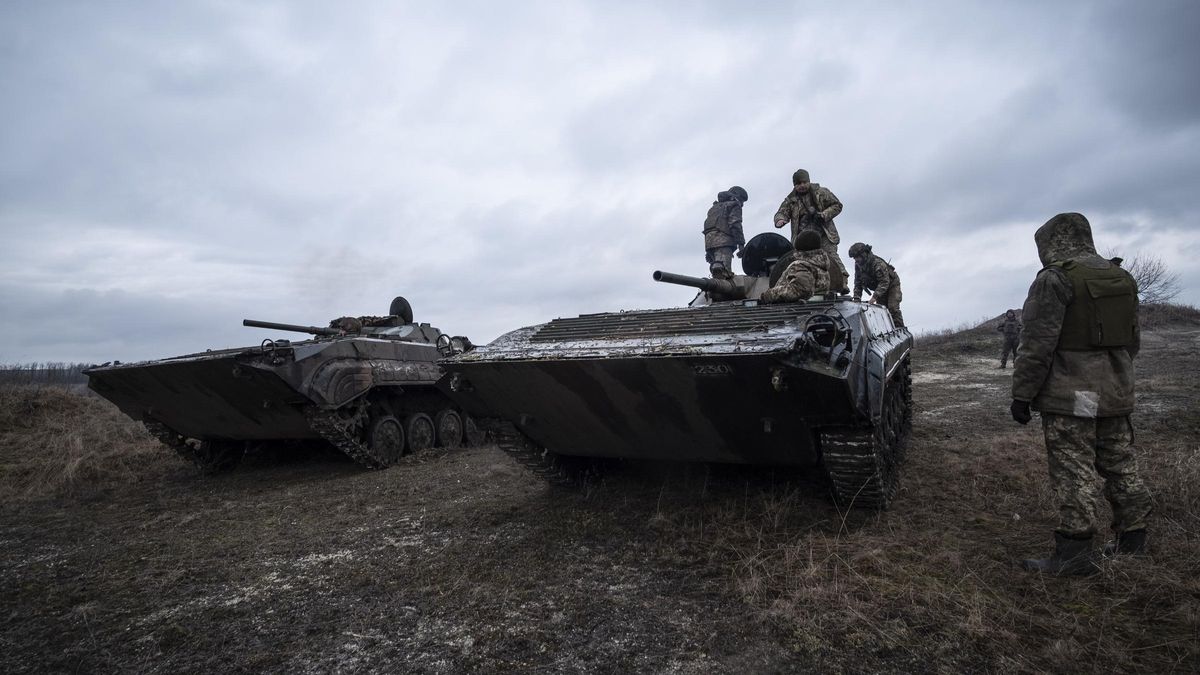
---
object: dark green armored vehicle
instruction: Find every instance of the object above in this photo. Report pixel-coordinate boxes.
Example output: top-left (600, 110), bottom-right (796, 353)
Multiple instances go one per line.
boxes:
top-left (440, 234), bottom-right (914, 509)
top-left (86, 297), bottom-right (476, 472)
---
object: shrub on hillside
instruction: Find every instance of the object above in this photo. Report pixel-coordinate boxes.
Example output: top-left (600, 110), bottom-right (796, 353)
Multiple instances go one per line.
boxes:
top-left (0, 385), bottom-right (174, 499)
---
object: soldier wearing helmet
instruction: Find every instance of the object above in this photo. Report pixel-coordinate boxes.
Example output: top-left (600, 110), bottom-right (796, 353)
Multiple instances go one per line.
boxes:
top-left (773, 169), bottom-right (848, 292)
top-left (702, 186), bottom-right (748, 280)
top-left (760, 230), bottom-right (832, 304)
top-left (1011, 212), bottom-right (1151, 576)
top-left (849, 242), bottom-right (904, 328)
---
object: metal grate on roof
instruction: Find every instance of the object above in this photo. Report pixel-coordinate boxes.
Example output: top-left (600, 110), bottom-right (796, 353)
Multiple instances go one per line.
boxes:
top-left (530, 303), bottom-right (814, 342)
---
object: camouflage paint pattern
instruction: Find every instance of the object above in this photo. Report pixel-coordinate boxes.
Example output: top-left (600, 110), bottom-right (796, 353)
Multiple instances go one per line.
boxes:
top-left (852, 253), bottom-right (903, 327)
top-left (761, 249), bottom-right (832, 303)
top-left (1042, 412), bottom-right (1152, 537)
top-left (773, 184), bottom-right (847, 283)
top-left (1033, 212), bottom-right (1096, 267)
top-left (703, 194), bottom-right (745, 250)
top-left (1011, 220), bottom-right (1138, 416)
top-left (1000, 335), bottom-right (1020, 367)
top-left (880, 284), bottom-right (904, 328)
top-left (706, 246), bottom-right (736, 280)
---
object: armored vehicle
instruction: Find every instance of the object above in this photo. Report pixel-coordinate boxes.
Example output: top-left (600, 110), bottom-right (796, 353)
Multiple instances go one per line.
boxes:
top-left (440, 234), bottom-right (913, 509)
top-left (86, 297), bottom-right (476, 473)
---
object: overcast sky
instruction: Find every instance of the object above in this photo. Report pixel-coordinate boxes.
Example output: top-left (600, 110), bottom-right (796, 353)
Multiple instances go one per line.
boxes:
top-left (2, 1), bottom-right (1198, 363)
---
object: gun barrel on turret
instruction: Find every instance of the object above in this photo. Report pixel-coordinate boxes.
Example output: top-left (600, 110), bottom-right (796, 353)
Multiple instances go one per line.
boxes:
top-left (652, 270), bottom-right (740, 297)
top-left (242, 319), bottom-right (342, 336)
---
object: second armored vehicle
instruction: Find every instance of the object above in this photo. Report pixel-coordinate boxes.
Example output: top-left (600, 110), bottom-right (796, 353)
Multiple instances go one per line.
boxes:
top-left (86, 297), bottom-right (477, 472)
top-left (440, 234), bottom-right (913, 509)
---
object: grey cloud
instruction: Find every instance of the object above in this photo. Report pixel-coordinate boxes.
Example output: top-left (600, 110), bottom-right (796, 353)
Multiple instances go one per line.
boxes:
top-left (1, 1), bottom-right (1198, 364)
top-left (1084, 1), bottom-right (1200, 131)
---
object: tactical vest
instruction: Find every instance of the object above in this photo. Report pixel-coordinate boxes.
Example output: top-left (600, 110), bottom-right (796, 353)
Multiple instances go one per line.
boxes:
top-left (858, 255), bottom-right (895, 290)
top-left (1051, 260), bottom-right (1137, 350)
top-left (703, 201), bottom-right (736, 235)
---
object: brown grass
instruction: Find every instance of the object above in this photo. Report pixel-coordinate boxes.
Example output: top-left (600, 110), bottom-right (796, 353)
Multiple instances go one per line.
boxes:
top-left (1, 306), bottom-right (1197, 672)
top-left (0, 385), bottom-right (174, 499)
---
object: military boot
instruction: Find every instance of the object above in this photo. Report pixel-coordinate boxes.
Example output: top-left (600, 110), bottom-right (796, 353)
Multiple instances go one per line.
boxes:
top-left (1102, 529), bottom-right (1149, 557)
top-left (1021, 533), bottom-right (1100, 576)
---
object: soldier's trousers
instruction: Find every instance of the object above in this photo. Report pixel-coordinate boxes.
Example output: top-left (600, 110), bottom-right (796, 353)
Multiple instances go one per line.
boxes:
top-left (1000, 336), bottom-right (1019, 366)
top-left (822, 240), bottom-right (849, 291)
top-left (705, 246), bottom-right (735, 279)
top-left (878, 283), bottom-right (903, 328)
top-left (1041, 413), bottom-right (1153, 538)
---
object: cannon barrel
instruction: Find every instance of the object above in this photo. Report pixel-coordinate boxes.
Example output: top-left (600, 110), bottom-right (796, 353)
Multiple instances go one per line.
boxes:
top-left (242, 319), bottom-right (341, 336)
top-left (652, 270), bottom-right (739, 296)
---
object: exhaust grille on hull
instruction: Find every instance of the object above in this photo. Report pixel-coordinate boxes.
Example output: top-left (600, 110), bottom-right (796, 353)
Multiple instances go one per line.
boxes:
top-left (531, 303), bottom-right (814, 342)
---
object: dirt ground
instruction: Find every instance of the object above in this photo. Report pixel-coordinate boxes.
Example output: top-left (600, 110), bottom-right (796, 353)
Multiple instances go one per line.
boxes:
top-left (2, 311), bottom-right (1198, 673)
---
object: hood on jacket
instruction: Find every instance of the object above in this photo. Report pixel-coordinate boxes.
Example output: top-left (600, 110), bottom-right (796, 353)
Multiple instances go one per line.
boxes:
top-left (1034, 212), bottom-right (1098, 267)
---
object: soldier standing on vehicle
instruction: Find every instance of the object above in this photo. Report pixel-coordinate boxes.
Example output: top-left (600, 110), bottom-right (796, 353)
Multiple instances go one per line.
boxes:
top-left (703, 186), bottom-right (748, 280)
top-left (997, 309), bottom-right (1022, 369)
top-left (1010, 212), bottom-right (1152, 577)
top-left (848, 242), bottom-right (904, 328)
top-left (761, 231), bottom-right (832, 304)
top-left (773, 169), bottom-right (848, 292)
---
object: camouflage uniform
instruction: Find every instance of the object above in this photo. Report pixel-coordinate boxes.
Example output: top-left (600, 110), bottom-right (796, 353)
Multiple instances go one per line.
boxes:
top-left (761, 249), bottom-right (832, 304)
top-left (773, 183), bottom-right (847, 286)
top-left (703, 189), bottom-right (746, 280)
top-left (852, 252), bottom-right (904, 328)
top-left (1012, 213), bottom-right (1151, 542)
top-left (997, 312), bottom-right (1022, 368)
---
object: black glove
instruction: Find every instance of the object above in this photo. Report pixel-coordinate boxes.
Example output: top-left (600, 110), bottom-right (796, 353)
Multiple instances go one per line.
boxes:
top-left (1010, 399), bottom-right (1032, 425)
top-left (735, 246), bottom-right (744, 258)
top-left (809, 212), bottom-right (825, 225)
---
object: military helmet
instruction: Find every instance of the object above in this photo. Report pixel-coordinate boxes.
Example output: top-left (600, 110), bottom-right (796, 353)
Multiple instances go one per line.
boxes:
top-left (728, 185), bottom-right (748, 202)
top-left (848, 242), bottom-right (871, 257)
top-left (793, 230), bottom-right (821, 252)
top-left (792, 169), bottom-right (810, 184)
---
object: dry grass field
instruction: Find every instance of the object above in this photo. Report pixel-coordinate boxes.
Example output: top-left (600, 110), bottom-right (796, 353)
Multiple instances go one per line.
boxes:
top-left (1, 306), bottom-right (1197, 673)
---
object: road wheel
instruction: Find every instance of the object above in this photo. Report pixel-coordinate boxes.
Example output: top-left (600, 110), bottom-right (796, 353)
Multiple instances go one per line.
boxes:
top-left (404, 413), bottom-right (435, 453)
top-left (366, 414), bottom-right (405, 466)
top-left (434, 409), bottom-right (464, 448)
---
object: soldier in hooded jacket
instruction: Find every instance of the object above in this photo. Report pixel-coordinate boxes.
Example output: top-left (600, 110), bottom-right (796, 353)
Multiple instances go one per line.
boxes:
top-left (761, 231), bottom-right (832, 304)
top-left (1010, 212), bottom-right (1152, 577)
top-left (997, 309), bottom-right (1022, 369)
top-left (703, 186), bottom-right (748, 280)
top-left (848, 242), bottom-right (904, 328)
top-left (773, 169), bottom-right (848, 291)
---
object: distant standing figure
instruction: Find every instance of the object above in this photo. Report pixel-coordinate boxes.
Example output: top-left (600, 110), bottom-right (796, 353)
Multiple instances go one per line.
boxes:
top-left (1010, 212), bottom-right (1151, 576)
top-left (761, 231), bottom-right (832, 304)
top-left (703, 186), bottom-right (747, 280)
top-left (848, 242), bottom-right (904, 328)
top-left (997, 309), bottom-right (1022, 369)
top-left (773, 169), bottom-right (848, 291)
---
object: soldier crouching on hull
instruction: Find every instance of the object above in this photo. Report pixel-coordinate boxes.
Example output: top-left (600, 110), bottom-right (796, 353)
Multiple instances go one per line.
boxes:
top-left (1011, 212), bottom-right (1152, 577)
top-left (703, 186), bottom-right (748, 280)
top-left (761, 231), bottom-right (832, 304)
top-left (774, 169), bottom-right (849, 292)
top-left (997, 309), bottom-right (1022, 369)
top-left (848, 242), bottom-right (904, 328)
